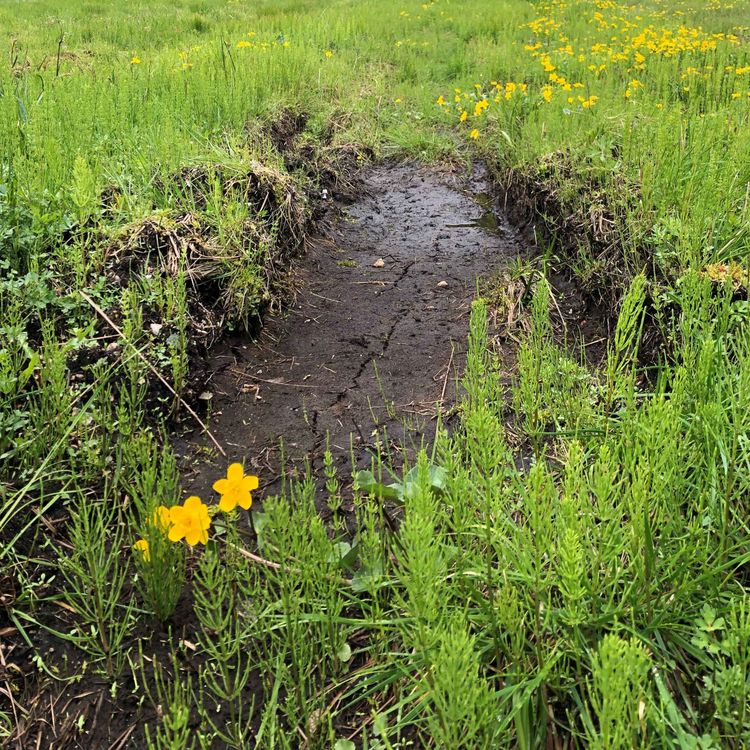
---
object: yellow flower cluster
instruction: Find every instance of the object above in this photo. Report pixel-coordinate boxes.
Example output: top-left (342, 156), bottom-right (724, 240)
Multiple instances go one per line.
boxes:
top-left (134, 463), bottom-right (259, 558)
top-left (435, 0), bottom-right (746, 140)
top-left (399, 0), bottom-right (443, 21)
top-left (235, 32), bottom-right (290, 51)
top-left (521, 0), bottom-right (742, 106)
top-left (436, 81), bottom-right (533, 139)
top-left (178, 50), bottom-right (194, 70)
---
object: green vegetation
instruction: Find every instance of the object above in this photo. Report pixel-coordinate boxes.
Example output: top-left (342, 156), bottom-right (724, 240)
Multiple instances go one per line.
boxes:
top-left (1, 0), bottom-right (750, 746)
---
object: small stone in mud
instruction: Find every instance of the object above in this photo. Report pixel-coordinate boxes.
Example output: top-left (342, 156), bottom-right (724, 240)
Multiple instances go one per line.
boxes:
top-left (372, 258), bottom-right (385, 268)
top-left (436, 280), bottom-right (449, 289)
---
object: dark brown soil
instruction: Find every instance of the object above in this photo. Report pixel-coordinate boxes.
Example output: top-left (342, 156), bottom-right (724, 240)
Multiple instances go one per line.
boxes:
top-left (174, 162), bottom-right (523, 504)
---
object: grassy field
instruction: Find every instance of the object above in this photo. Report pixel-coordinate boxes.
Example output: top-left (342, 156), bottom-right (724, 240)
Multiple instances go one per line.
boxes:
top-left (1, 0), bottom-right (750, 747)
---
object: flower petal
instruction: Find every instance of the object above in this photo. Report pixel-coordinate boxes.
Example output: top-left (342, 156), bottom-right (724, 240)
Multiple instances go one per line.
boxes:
top-left (156, 506), bottom-right (172, 530)
top-left (198, 527), bottom-right (209, 545)
top-left (219, 494), bottom-right (236, 513)
top-left (213, 478), bottom-right (229, 494)
top-left (238, 493), bottom-right (253, 510)
top-left (168, 525), bottom-right (184, 542)
top-left (134, 539), bottom-right (151, 562)
top-left (241, 475), bottom-right (259, 492)
top-left (185, 528), bottom-right (200, 546)
top-left (184, 496), bottom-right (203, 511)
top-left (227, 463), bottom-right (244, 482)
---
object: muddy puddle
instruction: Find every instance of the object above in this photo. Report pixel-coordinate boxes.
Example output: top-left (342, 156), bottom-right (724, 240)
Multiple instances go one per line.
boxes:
top-left (174, 162), bottom-right (523, 504)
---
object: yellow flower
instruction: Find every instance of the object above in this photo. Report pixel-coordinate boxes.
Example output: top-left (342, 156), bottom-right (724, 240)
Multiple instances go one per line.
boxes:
top-left (151, 505), bottom-right (172, 531)
top-left (324, 49), bottom-right (334, 58)
top-left (134, 539), bottom-right (150, 562)
top-left (168, 497), bottom-right (211, 546)
top-left (459, 110), bottom-right (468, 122)
top-left (213, 463), bottom-right (259, 513)
top-left (130, 56), bottom-right (141, 65)
top-left (473, 99), bottom-right (488, 117)
top-left (469, 128), bottom-right (479, 139)
top-left (436, 95), bottom-right (446, 106)
top-left (394, 98), bottom-right (402, 104)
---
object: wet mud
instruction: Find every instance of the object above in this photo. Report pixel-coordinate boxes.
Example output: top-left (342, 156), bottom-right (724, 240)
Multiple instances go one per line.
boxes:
top-left (174, 162), bottom-right (523, 502)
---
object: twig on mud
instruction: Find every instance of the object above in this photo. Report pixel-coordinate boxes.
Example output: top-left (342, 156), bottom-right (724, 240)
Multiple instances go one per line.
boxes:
top-left (80, 291), bottom-right (226, 457)
top-left (309, 290), bottom-right (341, 304)
top-left (233, 546), bottom-right (283, 571)
top-left (583, 337), bottom-right (607, 347)
top-left (107, 723), bottom-right (137, 750)
top-left (49, 695), bottom-right (56, 744)
top-left (439, 345), bottom-right (455, 405)
top-left (232, 371), bottom-right (322, 389)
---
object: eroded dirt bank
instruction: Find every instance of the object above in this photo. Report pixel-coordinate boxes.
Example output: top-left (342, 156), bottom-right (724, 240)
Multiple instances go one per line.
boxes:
top-left (175, 162), bottom-right (523, 500)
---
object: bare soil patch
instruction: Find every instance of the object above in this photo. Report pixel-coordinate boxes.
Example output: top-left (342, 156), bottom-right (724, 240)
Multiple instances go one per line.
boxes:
top-left (175, 162), bottom-right (524, 502)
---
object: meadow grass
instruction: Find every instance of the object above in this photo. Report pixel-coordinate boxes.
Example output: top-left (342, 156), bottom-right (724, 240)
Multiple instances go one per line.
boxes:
top-left (1, 0), bottom-right (750, 746)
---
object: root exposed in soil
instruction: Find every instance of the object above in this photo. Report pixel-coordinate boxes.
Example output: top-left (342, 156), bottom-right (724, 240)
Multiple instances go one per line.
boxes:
top-left (175, 162), bottom-right (524, 502)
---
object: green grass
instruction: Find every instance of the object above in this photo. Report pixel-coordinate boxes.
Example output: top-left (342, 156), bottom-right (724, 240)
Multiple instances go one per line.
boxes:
top-left (2, 0), bottom-right (750, 746)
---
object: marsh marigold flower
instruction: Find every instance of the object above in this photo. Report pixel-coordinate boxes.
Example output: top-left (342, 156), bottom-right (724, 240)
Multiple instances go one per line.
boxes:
top-left (151, 505), bottom-right (172, 531)
top-left (134, 539), bottom-right (150, 561)
top-left (168, 497), bottom-right (211, 546)
top-left (213, 463), bottom-right (259, 512)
